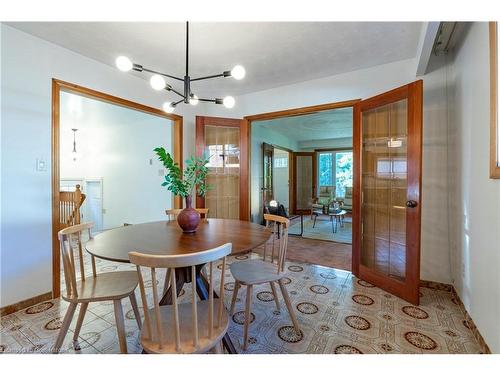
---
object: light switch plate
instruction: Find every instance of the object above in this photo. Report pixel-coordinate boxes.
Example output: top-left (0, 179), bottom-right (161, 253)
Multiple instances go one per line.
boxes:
top-left (36, 159), bottom-right (47, 171)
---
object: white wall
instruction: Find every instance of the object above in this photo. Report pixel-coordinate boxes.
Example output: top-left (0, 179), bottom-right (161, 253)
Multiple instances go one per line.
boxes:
top-left (0, 24), bottom-right (194, 307)
top-left (446, 22), bottom-right (500, 353)
top-left (0, 23), bottom-right (454, 312)
top-left (60, 92), bottom-right (173, 229)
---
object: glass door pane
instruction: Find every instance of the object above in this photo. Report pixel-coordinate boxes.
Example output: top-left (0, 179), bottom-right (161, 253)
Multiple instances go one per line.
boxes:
top-left (361, 99), bottom-right (407, 281)
top-left (205, 125), bottom-right (241, 219)
top-left (295, 154), bottom-right (313, 210)
top-left (335, 151), bottom-right (353, 198)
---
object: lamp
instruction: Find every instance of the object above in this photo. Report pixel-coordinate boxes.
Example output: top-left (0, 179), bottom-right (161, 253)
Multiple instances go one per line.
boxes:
top-left (71, 128), bottom-right (79, 162)
top-left (115, 22), bottom-right (245, 114)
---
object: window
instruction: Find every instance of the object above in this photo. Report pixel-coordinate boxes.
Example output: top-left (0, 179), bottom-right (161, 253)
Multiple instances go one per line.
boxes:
top-left (318, 152), bottom-right (333, 186)
top-left (318, 150), bottom-right (353, 197)
top-left (335, 152), bottom-right (353, 197)
top-left (274, 156), bottom-right (288, 168)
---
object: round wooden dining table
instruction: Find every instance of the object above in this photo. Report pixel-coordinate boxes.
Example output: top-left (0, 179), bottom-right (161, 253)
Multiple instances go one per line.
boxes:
top-left (86, 218), bottom-right (271, 263)
top-left (85, 218), bottom-right (271, 354)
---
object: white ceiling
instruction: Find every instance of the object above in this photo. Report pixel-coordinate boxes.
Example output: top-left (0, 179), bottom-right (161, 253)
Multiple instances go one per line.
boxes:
top-left (7, 22), bottom-right (422, 97)
top-left (255, 107), bottom-right (353, 142)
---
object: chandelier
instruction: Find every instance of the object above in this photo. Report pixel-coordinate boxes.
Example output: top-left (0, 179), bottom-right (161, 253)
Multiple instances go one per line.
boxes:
top-left (115, 22), bottom-right (245, 114)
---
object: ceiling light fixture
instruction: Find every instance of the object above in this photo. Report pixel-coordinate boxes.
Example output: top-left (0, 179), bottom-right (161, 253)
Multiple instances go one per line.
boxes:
top-left (115, 22), bottom-right (245, 114)
top-left (71, 128), bottom-right (79, 162)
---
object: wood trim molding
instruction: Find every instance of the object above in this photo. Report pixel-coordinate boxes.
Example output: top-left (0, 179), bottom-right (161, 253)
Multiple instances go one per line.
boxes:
top-left (314, 147), bottom-right (354, 152)
top-left (51, 78), bottom-right (183, 299)
top-left (244, 99), bottom-right (360, 122)
top-left (489, 22), bottom-right (500, 178)
top-left (420, 280), bottom-right (491, 354)
top-left (0, 292), bottom-right (52, 317)
top-left (52, 79), bottom-right (182, 121)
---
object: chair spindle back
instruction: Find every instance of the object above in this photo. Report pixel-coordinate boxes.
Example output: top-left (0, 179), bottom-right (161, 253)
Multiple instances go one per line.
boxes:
top-left (58, 222), bottom-right (96, 300)
top-left (129, 242), bottom-right (232, 353)
top-left (165, 208), bottom-right (183, 221)
top-left (263, 213), bottom-right (289, 273)
top-left (195, 208), bottom-right (209, 221)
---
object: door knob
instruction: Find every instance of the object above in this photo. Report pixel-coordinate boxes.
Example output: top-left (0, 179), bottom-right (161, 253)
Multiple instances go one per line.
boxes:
top-left (406, 200), bottom-right (418, 208)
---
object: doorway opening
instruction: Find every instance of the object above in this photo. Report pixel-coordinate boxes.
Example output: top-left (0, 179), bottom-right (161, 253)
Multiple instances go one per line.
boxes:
top-left (51, 79), bottom-right (183, 298)
top-left (246, 100), bottom-right (358, 271)
top-left (245, 81), bottom-right (423, 305)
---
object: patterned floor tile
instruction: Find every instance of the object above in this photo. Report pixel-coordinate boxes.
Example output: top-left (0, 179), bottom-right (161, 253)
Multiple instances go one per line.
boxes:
top-left (0, 243), bottom-right (485, 354)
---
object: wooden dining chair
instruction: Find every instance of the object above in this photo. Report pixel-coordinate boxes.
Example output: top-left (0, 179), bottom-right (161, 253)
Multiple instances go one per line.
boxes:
top-left (229, 214), bottom-right (301, 350)
top-left (55, 222), bottom-right (142, 354)
top-left (165, 208), bottom-right (183, 221)
top-left (195, 208), bottom-right (209, 221)
top-left (129, 243), bottom-right (232, 354)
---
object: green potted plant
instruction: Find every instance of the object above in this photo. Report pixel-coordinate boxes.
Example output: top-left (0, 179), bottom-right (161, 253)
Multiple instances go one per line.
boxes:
top-left (154, 147), bottom-right (210, 233)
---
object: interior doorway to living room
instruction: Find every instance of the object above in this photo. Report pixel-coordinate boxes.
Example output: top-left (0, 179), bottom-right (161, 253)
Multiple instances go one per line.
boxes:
top-left (249, 105), bottom-right (353, 270)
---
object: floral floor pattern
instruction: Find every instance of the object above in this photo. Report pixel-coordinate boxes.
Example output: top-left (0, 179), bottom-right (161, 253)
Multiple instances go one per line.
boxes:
top-left (0, 249), bottom-right (483, 354)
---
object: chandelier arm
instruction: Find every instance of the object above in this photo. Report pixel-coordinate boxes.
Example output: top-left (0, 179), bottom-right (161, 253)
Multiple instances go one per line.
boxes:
top-left (141, 67), bottom-right (184, 82)
top-left (190, 72), bottom-right (230, 82)
top-left (198, 98), bottom-right (219, 103)
top-left (166, 86), bottom-right (186, 99)
top-left (173, 99), bottom-right (185, 106)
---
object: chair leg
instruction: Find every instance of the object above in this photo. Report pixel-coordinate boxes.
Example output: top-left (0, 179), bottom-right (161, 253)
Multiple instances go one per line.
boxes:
top-left (278, 279), bottom-right (301, 334)
top-left (229, 280), bottom-right (241, 315)
top-left (162, 268), bottom-right (171, 296)
top-left (113, 300), bottom-right (128, 354)
top-left (129, 292), bottom-right (142, 329)
top-left (243, 285), bottom-right (253, 351)
top-left (313, 214), bottom-right (317, 228)
top-left (54, 302), bottom-right (77, 353)
top-left (269, 281), bottom-right (280, 311)
top-left (72, 302), bottom-right (88, 350)
top-left (212, 340), bottom-right (223, 354)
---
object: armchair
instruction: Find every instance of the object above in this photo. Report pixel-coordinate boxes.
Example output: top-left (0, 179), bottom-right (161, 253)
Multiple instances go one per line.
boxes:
top-left (340, 187), bottom-right (353, 212)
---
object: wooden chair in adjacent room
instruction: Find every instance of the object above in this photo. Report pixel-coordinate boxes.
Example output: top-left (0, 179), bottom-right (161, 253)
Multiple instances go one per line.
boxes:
top-left (54, 222), bottom-right (142, 354)
top-left (128, 243), bottom-right (232, 353)
top-left (229, 213), bottom-right (301, 350)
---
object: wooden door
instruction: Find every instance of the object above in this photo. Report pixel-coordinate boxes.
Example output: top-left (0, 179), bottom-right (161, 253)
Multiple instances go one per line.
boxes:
top-left (292, 152), bottom-right (316, 215)
top-left (196, 116), bottom-right (249, 221)
top-left (262, 143), bottom-right (274, 208)
top-left (352, 80), bottom-right (423, 305)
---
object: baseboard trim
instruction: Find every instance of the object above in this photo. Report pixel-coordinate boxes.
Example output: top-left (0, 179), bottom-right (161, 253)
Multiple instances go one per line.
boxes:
top-left (0, 292), bottom-right (53, 317)
top-left (420, 280), bottom-right (491, 354)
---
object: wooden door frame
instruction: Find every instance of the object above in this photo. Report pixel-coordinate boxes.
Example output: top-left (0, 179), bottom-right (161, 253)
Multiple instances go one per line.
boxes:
top-left (292, 151), bottom-right (317, 214)
top-left (244, 99), bottom-right (360, 220)
top-left (352, 80), bottom-right (423, 305)
top-left (51, 78), bottom-right (183, 299)
top-left (195, 115), bottom-right (249, 221)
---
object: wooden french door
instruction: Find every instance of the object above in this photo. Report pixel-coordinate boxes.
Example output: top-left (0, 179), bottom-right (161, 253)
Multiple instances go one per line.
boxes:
top-left (352, 80), bottom-right (423, 305)
top-left (262, 143), bottom-right (274, 207)
top-left (195, 116), bottom-right (249, 221)
top-left (292, 152), bottom-right (316, 215)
